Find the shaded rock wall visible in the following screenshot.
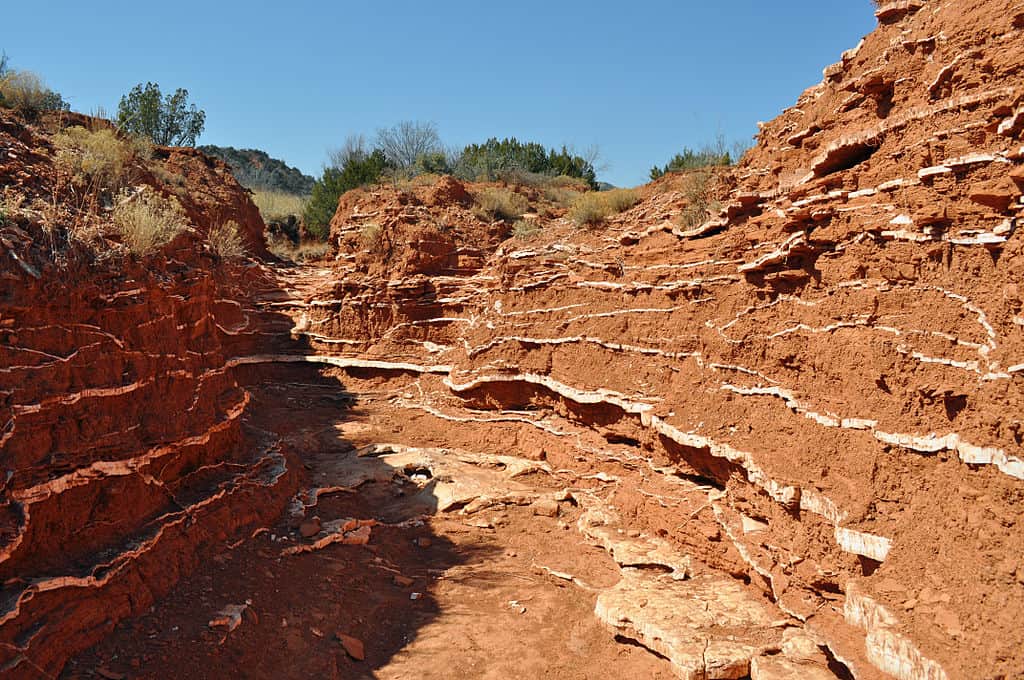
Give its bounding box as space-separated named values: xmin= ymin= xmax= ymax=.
xmin=0 ymin=113 xmax=290 ymax=677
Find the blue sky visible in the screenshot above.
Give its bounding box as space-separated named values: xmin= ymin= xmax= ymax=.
xmin=2 ymin=1 xmax=876 ymax=187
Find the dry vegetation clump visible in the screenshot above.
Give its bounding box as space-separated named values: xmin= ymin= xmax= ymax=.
xmin=473 ymin=187 xmax=530 ymax=222
xmin=252 ymin=190 xmax=308 ymax=223
xmin=207 ymin=220 xmax=246 ymax=259
xmin=512 ymin=219 xmax=540 ymax=240
xmin=111 ymin=189 xmax=190 ymax=255
xmin=268 ymin=236 xmax=330 ymax=262
xmin=359 ymin=223 xmax=386 ymax=254
xmin=54 ymin=126 xmax=150 ymax=195
xmin=676 ymin=170 xmax=721 ymax=229
xmin=540 ymin=175 xmax=589 ymax=207
xmin=568 ymin=188 xmax=639 ymax=227
xmin=0 ymin=188 xmax=26 ymax=226
xmin=0 ymin=71 xmax=54 ymax=118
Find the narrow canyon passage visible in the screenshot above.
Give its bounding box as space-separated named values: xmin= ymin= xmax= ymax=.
xmin=60 ymin=264 xmax=842 ymax=680
xmin=4 ymin=3 xmax=1023 ymax=677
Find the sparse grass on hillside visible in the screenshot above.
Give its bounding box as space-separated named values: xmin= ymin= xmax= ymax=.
xmin=473 ymin=187 xmax=530 ymax=222
xmin=676 ymin=170 xmax=721 ymax=230
xmin=568 ymin=188 xmax=639 ymax=227
xmin=207 ymin=220 xmax=246 ymax=259
xmin=54 ymin=126 xmax=150 ymax=195
xmin=112 ymin=189 xmax=190 ymax=256
xmin=512 ymin=219 xmax=540 ymax=240
xmin=252 ymin=190 xmax=308 ymax=223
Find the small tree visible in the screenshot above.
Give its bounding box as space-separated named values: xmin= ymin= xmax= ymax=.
xmin=117 ymin=82 xmax=206 ymax=146
xmin=375 ymin=121 xmax=443 ymax=169
xmin=304 ymin=149 xmax=393 ymax=238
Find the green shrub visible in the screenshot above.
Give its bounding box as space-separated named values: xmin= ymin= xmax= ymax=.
xmin=304 ymin=149 xmax=392 ymax=238
xmin=112 ymin=189 xmax=190 ymax=255
xmin=473 ymin=187 xmax=530 ymax=222
xmin=568 ymin=188 xmax=640 ymax=227
xmin=0 ymin=70 xmax=68 ymax=119
xmin=456 ymin=137 xmax=597 ymax=188
xmin=413 ymin=151 xmax=452 ymax=176
xmin=117 ymin=82 xmax=205 ymax=146
xmin=650 ymin=147 xmax=731 ymax=180
xmin=208 ymin=220 xmax=246 ymax=259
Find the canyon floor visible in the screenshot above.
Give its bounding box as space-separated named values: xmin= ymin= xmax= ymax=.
xmin=60 ymin=264 xmax=842 ymax=680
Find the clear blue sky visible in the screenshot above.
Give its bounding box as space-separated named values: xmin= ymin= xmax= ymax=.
xmin=2 ymin=1 xmax=876 ymax=187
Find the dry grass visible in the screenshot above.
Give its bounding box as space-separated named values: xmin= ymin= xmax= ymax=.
xmin=0 ymin=188 xmax=26 ymax=225
xmin=676 ymin=171 xmax=721 ymax=230
xmin=511 ymin=219 xmax=540 ymax=240
xmin=112 ymin=189 xmax=190 ymax=256
xmin=54 ymin=126 xmax=143 ymax=193
xmin=268 ymin=235 xmax=330 ymax=262
xmin=473 ymin=187 xmax=530 ymax=222
xmin=252 ymin=190 xmax=308 ymax=223
xmin=568 ymin=188 xmax=640 ymax=227
xmin=359 ymin=223 xmax=385 ymax=253
xmin=0 ymin=71 xmax=50 ymax=117
xmin=208 ymin=220 xmax=247 ymax=259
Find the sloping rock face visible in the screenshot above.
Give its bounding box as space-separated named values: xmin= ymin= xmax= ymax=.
xmin=0 ymin=112 xmax=292 ymax=676
xmin=285 ymin=2 xmax=1024 ymax=677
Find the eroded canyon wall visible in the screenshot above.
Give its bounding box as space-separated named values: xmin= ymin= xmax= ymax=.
xmin=0 ymin=113 xmax=295 ymax=676
xmin=297 ymin=2 xmax=1023 ymax=677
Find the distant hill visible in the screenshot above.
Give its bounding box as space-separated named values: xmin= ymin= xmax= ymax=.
xmin=199 ymin=145 xmax=314 ymax=195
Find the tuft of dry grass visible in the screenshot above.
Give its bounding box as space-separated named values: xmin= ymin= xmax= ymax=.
xmin=0 ymin=188 xmax=26 ymax=226
xmin=359 ymin=222 xmax=386 ymax=253
xmin=208 ymin=220 xmax=247 ymax=259
xmin=675 ymin=170 xmax=721 ymax=230
xmin=268 ymin=234 xmax=330 ymax=262
xmin=473 ymin=187 xmax=530 ymax=222
xmin=511 ymin=219 xmax=540 ymax=240
xmin=54 ymin=126 xmax=141 ymax=193
xmin=0 ymin=71 xmax=51 ymax=118
xmin=568 ymin=188 xmax=639 ymax=227
xmin=112 ymin=189 xmax=190 ymax=256
xmin=252 ymin=190 xmax=308 ymax=223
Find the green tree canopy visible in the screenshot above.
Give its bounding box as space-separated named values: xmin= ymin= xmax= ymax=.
xmin=649 ymin=146 xmax=733 ymax=180
xmin=117 ymin=82 xmax=206 ymax=146
xmin=303 ymin=149 xmax=393 ymax=239
xmin=456 ymin=137 xmax=597 ymax=188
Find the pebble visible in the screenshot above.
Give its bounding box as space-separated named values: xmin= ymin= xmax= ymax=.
xmin=299 ymin=517 xmax=322 ymax=539
xmin=96 ymin=667 xmax=126 ymax=680
xmin=415 ymin=537 xmax=432 ymax=548
xmin=336 ymin=633 xmax=365 ymax=661
xmin=532 ymin=499 xmax=560 ymax=517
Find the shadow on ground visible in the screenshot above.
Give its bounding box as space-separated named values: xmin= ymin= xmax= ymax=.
xmin=58 ymin=262 xmax=498 ymax=679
